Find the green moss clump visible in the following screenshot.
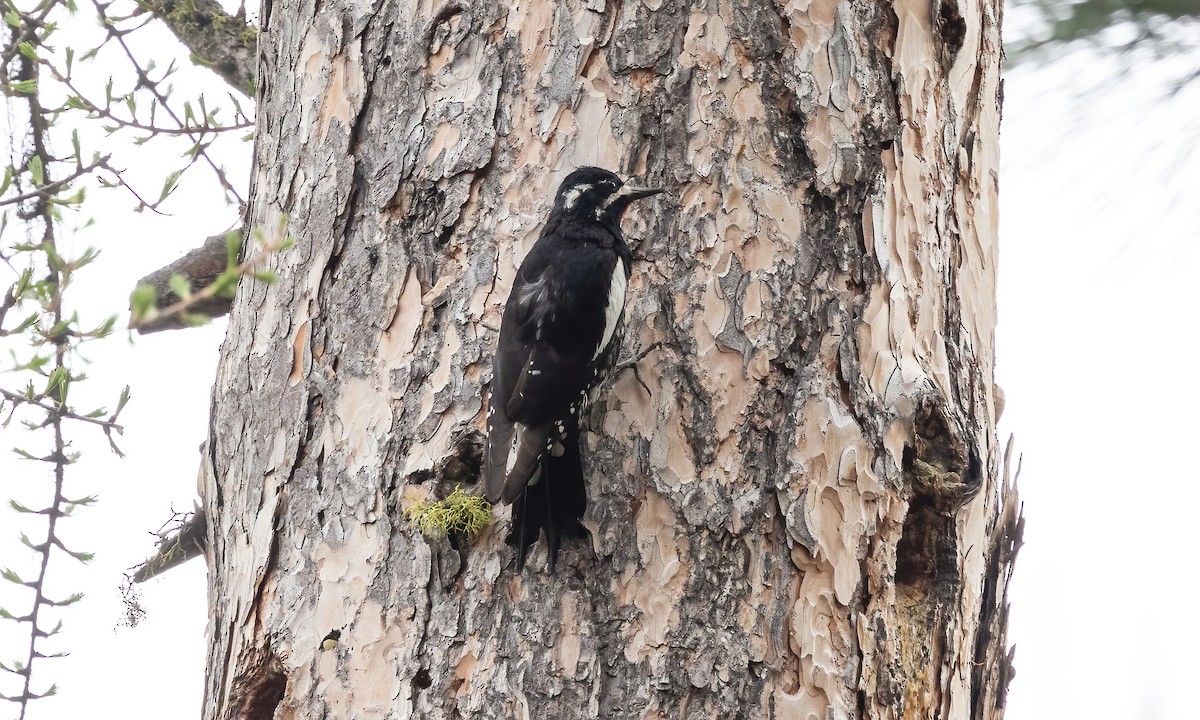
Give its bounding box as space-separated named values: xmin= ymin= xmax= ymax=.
xmin=405 ymin=486 xmax=492 ymax=540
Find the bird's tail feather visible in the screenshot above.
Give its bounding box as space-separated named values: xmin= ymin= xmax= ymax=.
xmin=503 ymin=423 xmax=549 ymax=503
xmin=484 ymin=408 xmax=516 ymax=503
xmin=508 ymin=415 xmax=588 ymax=573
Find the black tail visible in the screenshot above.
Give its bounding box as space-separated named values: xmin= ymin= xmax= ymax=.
xmin=508 ymin=414 xmax=588 ymax=573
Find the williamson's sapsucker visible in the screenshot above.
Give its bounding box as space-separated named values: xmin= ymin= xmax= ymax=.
xmin=484 ymin=166 xmax=664 ymax=573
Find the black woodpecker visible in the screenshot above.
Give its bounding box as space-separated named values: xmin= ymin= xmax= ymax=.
xmin=484 ymin=166 xmax=664 ymax=573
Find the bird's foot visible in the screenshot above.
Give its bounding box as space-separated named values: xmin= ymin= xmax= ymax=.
xmin=615 ymin=341 xmax=663 ymax=397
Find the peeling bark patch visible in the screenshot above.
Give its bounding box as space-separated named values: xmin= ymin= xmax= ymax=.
xmin=970 ymin=441 xmax=1023 ymax=720
xmin=335 ymin=378 xmax=394 ymax=477
xmin=318 ymin=53 xmax=365 ymax=144
xmin=289 ymin=320 xmax=310 ymax=387
xmin=608 ymin=0 xmax=688 ymax=74
xmin=894 ymin=584 xmax=945 ymax=718
xmin=382 ymin=267 xmax=423 ymax=369
xmin=621 ymin=490 xmax=686 ymax=662
xmin=426 ymin=3 xmax=467 ymax=72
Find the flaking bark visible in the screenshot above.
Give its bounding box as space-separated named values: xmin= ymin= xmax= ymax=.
xmin=201 ymin=0 xmax=1015 ymax=718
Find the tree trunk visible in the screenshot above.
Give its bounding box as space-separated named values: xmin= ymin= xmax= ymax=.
xmin=201 ymin=0 xmax=1019 ymax=718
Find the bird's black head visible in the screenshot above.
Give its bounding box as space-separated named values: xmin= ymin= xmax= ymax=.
xmin=552 ymin=166 xmax=664 ymax=225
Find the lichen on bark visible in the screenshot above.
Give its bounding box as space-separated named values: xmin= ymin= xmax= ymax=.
xmin=144 ymin=0 xmax=257 ymax=97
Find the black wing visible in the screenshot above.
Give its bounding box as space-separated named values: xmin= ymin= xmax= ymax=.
xmin=484 ymin=238 xmax=618 ymax=503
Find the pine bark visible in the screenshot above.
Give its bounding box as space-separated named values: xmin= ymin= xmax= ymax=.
xmin=201 ymin=0 xmax=1018 ymax=718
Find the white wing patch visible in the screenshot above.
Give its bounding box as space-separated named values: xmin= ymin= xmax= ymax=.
xmin=516 ymin=275 xmax=549 ymax=307
xmin=593 ymin=262 xmax=627 ymax=361
xmin=510 ymin=423 xmax=526 ymax=475
xmin=516 ymin=275 xmax=550 ymax=339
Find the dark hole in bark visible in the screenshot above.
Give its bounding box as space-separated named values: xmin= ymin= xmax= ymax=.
xmin=412 ymin=668 xmax=433 ymax=691
xmin=896 ymin=497 xmax=960 ymax=596
xmin=806 ymin=190 xmax=836 ymax=218
xmin=442 ymin=431 xmax=483 ymax=487
xmin=317 ymin=509 xmax=325 ymax=525
xmin=936 ymin=0 xmax=966 ymax=57
xmin=407 ymin=468 xmax=434 ymax=485
xmin=901 ymin=443 xmax=915 ymax=472
xmin=895 ymin=498 xmax=936 ymax=587
xmin=231 ymin=654 xmax=287 ymax=720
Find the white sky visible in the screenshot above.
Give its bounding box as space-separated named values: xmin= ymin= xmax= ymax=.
xmin=999 ymin=45 xmax=1200 ymax=720
xmin=2 ymin=11 xmax=1198 ymax=720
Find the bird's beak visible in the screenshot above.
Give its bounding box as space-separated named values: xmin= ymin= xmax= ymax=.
xmin=620 ymin=185 xmax=665 ymax=201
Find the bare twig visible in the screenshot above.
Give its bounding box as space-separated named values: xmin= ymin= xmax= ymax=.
xmin=130 ymin=508 xmax=208 ymax=583
xmin=40 ymin=59 xmax=253 ymax=136
xmin=91 ymin=0 xmax=246 ymax=206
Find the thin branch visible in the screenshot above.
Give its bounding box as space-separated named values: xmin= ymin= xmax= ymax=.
xmin=40 ymin=59 xmax=253 ymax=136
xmin=91 ymin=0 xmax=246 ymax=206
xmin=0 ymin=155 xmax=111 ymax=209
xmin=9 ymin=15 xmax=73 ymax=713
xmin=0 ymin=388 xmax=125 ymax=433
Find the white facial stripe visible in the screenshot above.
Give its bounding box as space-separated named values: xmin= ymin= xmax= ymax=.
xmin=599 ymin=183 xmax=629 ymax=210
xmin=563 ymin=183 xmax=592 ymax=210
xmin=593 ymin=262 xmax=627 ymax=361
xmin=597 ymin=183 xmax=635 ymax=219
